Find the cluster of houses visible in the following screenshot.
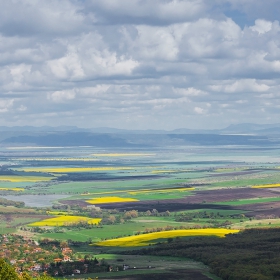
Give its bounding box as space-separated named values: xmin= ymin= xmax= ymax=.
xmin=0 ymin=234 xmax=82 ymax=277
xmin=0 ymin=234 xmax=129 ymax=278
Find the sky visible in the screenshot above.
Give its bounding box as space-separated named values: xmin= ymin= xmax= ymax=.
xmin=1 ymin=0 xmax=280 ymax=130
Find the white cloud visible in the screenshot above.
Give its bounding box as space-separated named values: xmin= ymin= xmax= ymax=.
xmin=173 ymin=87 xmax=208 ymax=96
xmin=48 ymin=90 xmax=76 ymax=103
xmin=250 ymin=19 xmax=273 ymax=34
xmin=0 ymin=0 xmax=279 ymax=129
xmin=86 ymin=0 xmax=208 ymax=24
xmin=210 ymin=79 xmax=270 ymax=93
xmin=0 ymin=99 xmax=14 ymax=113
xmin=194 ymin=107 xmax=206 ymax=114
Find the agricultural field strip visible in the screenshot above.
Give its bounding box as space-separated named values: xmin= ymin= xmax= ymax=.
xmin=214 ymin=167 xmax=250 ymax=172
xmin=92 ymin=153 xmax=155 ymax=156
xmin=12 ymin=158 xmax=99 ymax=161
xmin=252 ymin=183 xmax=280 ymax=188
xmin=14 ymin=166 xmax=195 ymax=174
xmin=0 ymin=187 xmax=24 ymax=191
xmin=80 ymin=187 xmax=195 ymax=196
xmin=29 ymin=215 xmax=101 ymax=226
xmin=14 ymin=167 xmax=135 ymax=173
xmin=193 ymin=172 xmax=280 ymax=186
xmin=86 ymin=196 xmax=139 ymax=204
xmin=151 ymin=169 xmax=191 ymax=173
xmin=0 ymin=206 xmax=36 ymax=213
xmin=128 ymin=187 xmax=194 ymax=194
xmin=135 ymin=219 xmax=185 ymax=224
xmin=96 ymin=254 xmax=212 ymax=278
xmin=62 ymin=230 xmax=97 ymax=239
xmin=215 ymin=196 xmax=280 ymax=206
xmin=95 ymin=229 xmax=239 ymax=247
xmin=40 ymin=218 xmax=212 ymax=242
xmin=0 ymin=176 xmax=55 ymax=182
xmin=232 ymin=218 xmax=280 ymax=229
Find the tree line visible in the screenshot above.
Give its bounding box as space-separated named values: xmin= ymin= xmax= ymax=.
xmin=127 ymin=228 xmax=280 ymax=280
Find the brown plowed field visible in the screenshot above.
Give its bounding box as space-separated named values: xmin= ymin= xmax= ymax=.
xmin=237 ymin=201 xmax=280 ymax=217
xmin=179 ymin=188 xmax=278 ymax=203
xmin=61 ymin=187 xmax=279 ymax=212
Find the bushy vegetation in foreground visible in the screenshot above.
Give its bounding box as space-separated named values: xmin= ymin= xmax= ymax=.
xmin=130 ymin=228 xmax=280 ymax=280
xmin=0 ymin=258 xmax=54 ymax=280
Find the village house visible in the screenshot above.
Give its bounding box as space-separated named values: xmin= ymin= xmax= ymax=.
xmin=33 ymin=247 xmax=43 ymax=253
xmin=62 ymin=247 xmax=72 ymax=254
xmin=63 ymin=255 xmax=71 ymax=262
xmin=29 ymin=264 xmax=42 ymax=272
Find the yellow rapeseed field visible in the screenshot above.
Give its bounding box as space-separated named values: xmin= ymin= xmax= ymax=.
xmin=19 ymin=167 xmax=133 ymax=173
xmin=0 ymin=187 xmax=24 ymax=191
xmin=15 ymin=158 xmax=98 ymax=161
xmin=0 ymin=176 xmax=54 ymax=182
xmin=86 ymin=196 xmax=139 ymax=204
xmin=29 ymin=216 xmax=101 ymax=227
xmin=95 ymin=228 xmax=240 ymax=247
xmin=252 ymin=183 xmax=280 ymax=188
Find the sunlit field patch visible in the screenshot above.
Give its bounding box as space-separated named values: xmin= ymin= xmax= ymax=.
xmin=0 ymin=187 xmax=24 ymax=191
xmin=19 ymin=167 xmax=133 ymax=173
xmin=95 ymin=228 xmax=240 ymax=247
xmin=128 ymin=187 xmax=195 ymax=195
xmin=92 ymin=153 xmax=154 ymax=157
xmin=29 ymin=216 xmax=101 ymax=226
xmin=14 ymin=158 xmax=98 ymax=161
xmin=86 ymin=196 xmax=139 ymax=204
xmin=252 ymin=183 xmax=280 ymax=188
xmin=0 ymin=176 xmax=55 ymax=182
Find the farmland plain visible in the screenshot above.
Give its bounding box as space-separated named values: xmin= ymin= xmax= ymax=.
xmin=1 ymin=144 xmax=280 ymax=278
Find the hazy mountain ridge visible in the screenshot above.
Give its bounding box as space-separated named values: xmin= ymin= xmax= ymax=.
xmin=1 ymin=132 xmax=279 ymax=147
xmin=1 ymin=123 xmax=280 ymax=134
xmin=1 ymin=123 xmax=280 ymax=147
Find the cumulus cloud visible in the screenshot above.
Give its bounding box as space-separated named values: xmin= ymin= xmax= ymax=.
xmin=0 ymin=99 xmax=14 ymax=113
xmin=250 ymin=19 xmax=273 ymax=34
xmin=84 ymin=0 xmax=209 ymax=25
xmin=0 ymin=0 xmax=279 ymax=129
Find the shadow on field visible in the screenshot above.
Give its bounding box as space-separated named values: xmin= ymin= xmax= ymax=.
xmin=103 ymin=269 xmax=212 ymax=280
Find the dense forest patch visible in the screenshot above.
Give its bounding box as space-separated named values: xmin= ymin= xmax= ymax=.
xmin=128 ymin=228 xmax=280 ymax=280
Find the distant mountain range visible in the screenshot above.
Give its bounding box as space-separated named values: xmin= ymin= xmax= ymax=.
xmin=0 ymin=123 xmax=280 ymax=147
xmin=1 ymin=123 xmax=280 ymax=134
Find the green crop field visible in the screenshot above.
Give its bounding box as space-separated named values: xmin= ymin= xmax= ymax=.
xmin=216 ymin=196 xmax=280 ymax=206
